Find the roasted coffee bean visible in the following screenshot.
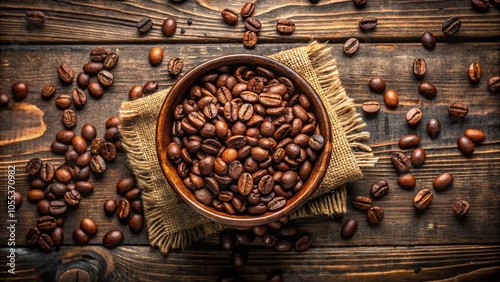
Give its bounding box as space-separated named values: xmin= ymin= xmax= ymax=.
xmin=442 ymin=16 xmax=461 ymax=36
xmin=90 ymin=137 xmax=105 ymax=154
xmin=101 ymin=142 xmax=117 ymax=161
xmin=468 ymin=63 xmax=482 ymax=83
xmin=74 ymin=166 xmax=91 ymax=181
xmin=309 ymin=134 xmax=325 ymax=150
xmin=243 ymin=31 xmax=258 ymax=48
xmin=51 ymin=141 xmax=69 ymax=155
xmin=267 ymin=196 xmax=286 ymax=211
xmin=421 ymin=31 xmax=436 ymax=50
xmin=117 ymin=199 xmax=131 ymax=221
xmin=26 ymin=158 xmax=43 ymax=175
xmin=383 ymin=90 xmax=399 ymax=108
xmin=245 ymin=17 xmax=262 ymax=33
xmin=80 ymin=218 xmax=98 ymax=237
xmin=25 ymin=10 xmax=45 ymax=26
xmin=76 ymin=73 xmax=90 ymax=90
xmin=367 ymin=206 xmax=384 ymax=224
xmin=137 ymin=17 xmax=153 ymax=33
xmin=295 ymin=234 xmax=313 ymax=251
xmin=54 ymin=168 xmax=72 ymax=185
xmin=359 ymin=17 xmax=377 ymax=31
xmin=248 ymin=203 xmax=267 ymax=214
xmin=488 ymin=76 xmax=500 ymax=94
xmin=238 ymin=172 xmax=253 ymax=196
xmin=104 ymin=126 xmax=120 ymax=141
xmin=220 ymin=230 xmax=236 ymax=250
xmin=161 ymin=17 xmax=177 ymax=36
xmin=241 ymin=2 xmax=255 ymax=18
xmin=64 ymin=189 xmax=81 ymax=206
xmin=221 ymin=8 xmax=239 ymax=25
xmin=73 ymin=228 xmax=90 ymax=246
xmin=418 ymin=82 xmax=437 ymax=99
xmin=103 ymin=230 xmax=124 ymax=248
xmin=149 ymin=47 xmax=163 ymax=66
xmin=399 ymin=134 xmax=420 ymax=149
xmin=406 ymin=108 xmax=423 ymax=125
xmin=453 ymin=200 xmax=470 ymax=216
xmin=103 ymin=52 xmax=119 ymax=69
xmin=38 ymin=234 xmax=53 ymax=252
xmin=413 ymin=58 xmax=427 ymax=78
xmin=88 ymin=81 xmax=104 ymax=99
xmin=167 ymin=58 xmax=183 ymax=76
xmin=37 ymin=215 xmax=57 ymax=230
xmin=11 ymin=82 xmax=28 ymax=101
xmin=352 ymin=196 xmax=372 ymax=210
xmin=361 ymin=101 xmax=381 ymax=114
xmin=458 ymin=135 xmax=475 ymax=156
xmin=90 ymin=47 xmax=108 ymax=62
xmin=37 ymin=199 xmax=51 ymax=215
xmin=80 ymin=124 xmax=97 ymax=142
xmin=262 ymin=232 xmax=278 ymax=247
xmin=353 ymin=0 xmax=366 ymax=7
xmin=426 ymin=118 xmax=441 ymax=139
xmin=194 ymin=188 xmax=212 ymax=206
xmin=71 ymin=88 xmax=87 ymax=109
xmin=125 ymin=188 xmax=141 ymax=201
xmin=129 ymin=214 xmax=144 ymax=234
xmin=97 ymin=70 xmax=114 ymax=87
xmin=343 ymin=38 xmax=360 ymax=55
xmin=464 ymin=129 xmax=485 ymax=144
xmin=104 ymin=199 xmax=118 ymax=215
xmin=40 ymin=162 xmax=55 ymax=182
xmin=341 ymin=218 xmax=358 ymax=239
xmin=50 ymin=227 xmax=63 ymax=249
xmin=397 ymin=174 xmax=416 ymax=190
xmin=26 ymin=227 xmax=41 ymax=247
xmin=55 ymin=94 xmax=72 ymax=110
xmin=57 ymin=64 xmax=74 ymax=84
xmin=72 ymin=135 xmax=87 ymax=154
xmin=90 ymin=155 xmax=106 ymax=173
xmin=411 ymin=147 xmax=426 ymax=167
xmin=83 ymin=62 xmax=104 ymax=75
xmin=41 ymin=85 xmax=56 ymax=99
xmin=371 ymin=180 xmax=389 ymax=198
xmin=275 ymin=239 xmax=293 ymax=252
xmin=414 ymin=189 xmax=433 ymax=209
xmin=49 ymin=200 xmax=67 ymax=215
xmin=392 ymin=151 xmax=411 ymax=174
xmin=276 ymin=19 xmax=295 ymax=34
xmin=28 ymin=189 xmax=45 ymax=203
xmin=369 ymin=77 xmax=386 ymax=93
xmin=116 ymin=177 xmax=136 ymax=195
xmin=448 ymin=102 xmax=468 ymax=117
xmin=56 ymin=130 xmax=75 ymax=144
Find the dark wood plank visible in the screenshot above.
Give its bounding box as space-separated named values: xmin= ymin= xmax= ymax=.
xmin=1 ymin=245 xmax=499 ymax=281
xmin=0 ymin=43 xmax=499 ymax=249
xmin=1 ymin=0 xmax=499 ymax=44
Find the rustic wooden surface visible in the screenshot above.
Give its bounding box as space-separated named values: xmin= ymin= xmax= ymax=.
xmin=1 ymin=0 xmax=499 ymax=281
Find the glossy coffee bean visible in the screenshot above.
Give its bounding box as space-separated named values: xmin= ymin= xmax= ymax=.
xmin=241 ymin=2 xmax=255 ymax=18
xmin=80 ymin=218 xmax=98 ymax=237
xmin=433 ymin=172 xmax=454 ymax=191
xmin=117 ymin=199 xmax=131 ymax=221
xmin=414 ymin=189 xmax=433 ymax=209
xmin=103 ymin=52 xmax=119 ymax=70
xmin=221 ymin=8 xmax=239 ymax=25
xmin=383 ymin=90 xmax=398 ymax=108
xmin=51 ymin=227 xmax=63 ymax=249
xmin=392 ymin=151 xmax=411 ymax=174
xmin=55 ymin=94 xmax=72 ymax=110
xmin=411 ymin=147 xmax=426 ymax=167
xmin=103 ymin=230 xmax=124 ymax=248
xmin=73 ymin=228 xmax=90 ymax=245
xmin=275 ymin=239 xmax=293 ymax=252
xmin=89 ymin=47 xmax=108 ymax=62
xmin=0 ymin=92 xmax=10 ymax=107
xmin=413 ymin=58 xmax=427 ymax=78
xmin=243 ymin=31 xmax=258 ymax=48
xmin=128 ymin=85 xmax=143 ymax=100
xmin=51 ymin=141 xmax=69 ymax=155
xmin=442 ymin=16 xmax=461 ymax=36
xmin=245 ymin=17 xmax=262 ymax=33
xmin=276 ymin=19 xmax=295 ymax=34
xmin=421 ymin=31 xmax=436 ymax=50
xmin=448 ymin=102 xmax=468 ymax=117
xmin=220 ymin=230 xmax=236 ymax=250
xmin=368 ymin=77 xmax=386 ymax=93
xmin=371 ymin=180 xmax=389 ymax=198
xmin=26 ymin=158 xmax=43 ymax=175
xmin=341 ymin=218 xmax=358 ymax=239
xmin=72 ymin=135 xmax=87 ymax=154
xmin=37 ymin=215 xmax=57 ymax=230
xmin=468 ymin=63 xmax=482 ymax=83
xmin=161 ymin=18 xmax=177 ymax=36
xmin=49 ymin=200 xmax=67 ymax=215
xmin=40 ymin=84 xmax=56 ymax=99
xmin=359 ymin=17 xmax=377 ymax=31
xmin=367 ymin=206 xmax=384 ymax=224
xmin=72 ymin=88 xmax=87 ymax=109
xmin=453 ymin=200 xmax=470 ymax=216
xmin=406 ymin=108 xmax=423 ymax=125
xmin=90 ymin=155 xmax=106 ymax=173
xmin=295 ymin=234 xmax=313 ymax=251
xmin=487 ymin=76 xmax=500 ymax=94
xmin=129 ymin=213 xmax=144 ymax=234
xmin=104 ymin=199 xmax=118 ymax=215
xmin=62 ymin=109 xmax=77 ymax=129
xmin=343 ymin=38 xmax=360 ymax=55
xmin=426 ymin=118 xmax=441 ymax=139
xmin=353 ymin=0 xmax=366 ymax=8
xmin=38 ymin=234 xmax=53 ymax=252
xmin=397 ymin=174 xmax=416 ymax=190
xmin=168 ymin=57 xmax=184 ymax=76
xmin=57 ymin=64 xmax=74 ymax=84
xmin=12 ymin=82 xmax=29 ymax=100
xmin=25 ymin=10 xmax=45 ymax=26
xmin=64 ymin=189 xmax=81 ymax=206
xmin=81 ymin=123 xmax=97 ymax=141
xmin=352 ymin=196 xmax=372 ymax=210
xmin=137 ymin=17 xmax=153 ymax=33
xmin=464 ymin=129 xmax=485 ymax=144
xmin=398 ymin=134 xmax=420 ymax=149
xmin=97 ymin=70 xmax=114 ymax=87
xmin=418 ymin=82 xmax=437 ymax=99
xmin=88 ymin=81 xmax=104 ymax=99
xmin=149 ymin=47 xmax=163 ymax=66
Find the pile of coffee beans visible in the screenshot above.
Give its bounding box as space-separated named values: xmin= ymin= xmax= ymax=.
xmin=166 ymin=64 xmax=325 ymax=216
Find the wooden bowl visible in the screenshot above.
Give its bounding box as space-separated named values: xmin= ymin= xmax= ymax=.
xmin=156 ymin=54 xmax=332 ymax=227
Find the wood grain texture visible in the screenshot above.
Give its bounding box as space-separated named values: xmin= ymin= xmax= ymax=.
xmin=0 ymin=0 xmax=499 ymax=44
xmin=0 ymin=103 xmax=46 ymax=146
xmin=0 ymin=245 xmax=498 ymax=281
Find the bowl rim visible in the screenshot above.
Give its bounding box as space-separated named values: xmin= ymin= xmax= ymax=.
xmin=156 ymin=54 xmax=332 ymax=227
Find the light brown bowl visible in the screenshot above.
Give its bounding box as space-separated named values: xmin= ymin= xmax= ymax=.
xmin=156 ymin=54 xmax=332 ymax=227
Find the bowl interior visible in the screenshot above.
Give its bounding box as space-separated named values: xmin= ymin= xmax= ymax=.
xmin=156 ymin=54 xmax=332 ymax=227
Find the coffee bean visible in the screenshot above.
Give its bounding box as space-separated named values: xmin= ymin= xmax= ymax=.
xmin=464 ymin=129 xmax=485 ymax=144
xmin=487 ymin=76 xmax=500 ymax=94
xmin=137 ymin=17 xmax=153 ymax=33
xmin=128 ymin=85 xmax=143 ymax=100
xmin=276 ymin=19 xmax=296 ymax=34
xmin=80 ymin=218 xmax=98 ymax=237
xmin=40 ymin=162 xmax=55 ymax=182
xmin=90 ymin=155 xmax=106 ymax=173
xmin=49 ymin=200 xmax=67 ymax=215
xmin=221 ymin=8 xmax=239 ymax=25
xmin=352 ymin=196 xmax=372 ymax=210
xmin=367 ymin=206 xmax=384 ymax=224
xmin=414 ymin=189 xmax=433 ymax=209
xmin=448 ymin=102 xmax=468 ymax=117
xmin=442 ymin=16 xmax=461 ymax=36
xmin=168 ymin=58 xmax=183 ymax=76
xmin=343 ymin=38 xmax=360 ymax=55
xmin=37 ymin=215 xmax=57 ymax=230
xmin=397 ymin=174 xmax=416 ymax=190
xmin=64 ymin=189 xmax=81 ymax=206
xmin=104 ymin=126 xmax=120 ymax=141
xmin=426 ymin=118 xmax=441 ymax=139
xmin=368 ymin=77 xmax=386 ymax=93
xmin=25 ymin=10 xmax=45 ymax=26
xmin=55 ymin=94 xmax=72 ymax=110
xmin=37 ymin=199 xmax=51 ymax=215
xmin=275 ymin=239 xmax=293 ymax=252
xmin=101 ymin=142 xmax=117 ymax=162
xmin=309 ymin=134 xmax=325 ymax=150
xmin=90 ymin=47 xmax=108 ymax=62
xmin=71 ymin=135 xmax=87 ymax=154
xmin=26 ymin=227 xmax=41 ymax=247
xmin=56 ymin=130 xmax=75 ymax=144
xmin=103 ymin=230 xmax=124 ymax=248
xmin=97 ymin=70 xmax=114 ymax=87
xmin=83 ymin=61 xmax=104 ymax=75
xmin=71 ymin=88 xmax=87 ymax=109
xmin=359 ymin=17 xmax=377 ymax=31
xmin=411 ymin=147 xmax=426 ymax=167
xmin=51 ymin=141 xmax=69 ymax=155
xmin=116 ymin=177 xmax=136 ymax=195
xmin=341 ymin=218 xmax=358 ymax=239
xmin=295 ymin=234 xmax=313 ymax=251
xmin=418 ymin=82 xmax=437 ymax=99
xmin=392 ymin=151 xmax=411 ymax=174
xmin=12 ymin=82 xmax=29 ymax=100
xmin=73 ymin=228 xmax=90 ymax=246
xmin=421 ymin=32 xmax=436 ymax=50
xmin=103 ymin=52 xmax=119 ymax=70
xmin=371 ymin=180 xmax=389 ymax=198
xmin=243 ymin=31 xmax=258 ymax=48
xmin=468 ymin=63 xmax=482 ymax=83
xmin=0 ymin=92 xmax=9 ymax=107
xmin=267 ymin=196 xmax=286 ymax=211
xmin=104 ymin=199 xmax=118 ymax=215
xmin=149 ymin=47 xmax=163 ymax=66
xmin=161 ymin=17 xmax=177 ymax=36
xmin=50 ymin=227 xmax=63 ymax=249
xmin=28 ymin=189 xmax=45 ymax=203
xmin=353 ymin=0 xmax=366 ymax=8
xmin=383 ymin=90 xmax=398 ymax=108
xmin=38 ymin=234 xmax=53 ymax=252
xmin=117 ymin=198 xmax=131 ymax=221
xmin=457 ymin=136 xmax=475 ymax=157
xmin=399 ymin=134 xmax=420 ymax=149
xmin=26 ymin=158 xmax=43 ymax=175
xmin=405 ymin=108 xmax=422 ymax=125
xmin=245 ymin=17 xmax=262 ymax=33
xmin=57 ymin=64 xmax=74 ymax=84
xmin=88 ymin=81 xmax=104 ymax=99
xmin=80 ymin=123 xmax=96 ymax=142
xmin=453 ymin=199 xmax=470 ymax=216
xmin=55 ymin=168 xmax=72 ymax=184
xmin=40 ymin=84 xmax=56 ymax=99
xmin=241 ymin=2 xmax=255 ymax=18
xmin=129 ymin=213 xmax=144 ymax=234
xmin=413 ymin=58 xmax=427 ymax=78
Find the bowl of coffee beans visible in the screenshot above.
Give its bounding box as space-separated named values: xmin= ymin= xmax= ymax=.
xmin=156 ymin=54 xmax=332 ymax=227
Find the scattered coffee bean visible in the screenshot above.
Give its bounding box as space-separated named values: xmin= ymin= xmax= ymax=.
xmin=76 ymin=73 xmax=90 ymax=90
xmin=80 ymin=218 xmax=98 ymax=237
xmin=442 ymin=17 xmax=461 ymax=36
xmin=295 ymin=234 xmax=313 ymax=251
xmin=41 ymin=85 xmax=56 ymax=99
xmin=414 ymin=189 xmax=433 ymax=209
xmin=359 ymin=17 xmax=377 ymax=31
xmin=245 ymin=17 xmax=262 ymax=33
xmin=241 ymin=2 xmax=255 ymax=18
xmin=421 ymin=31 xmax=436 ymax=50
xmin=83 ymin=61 xmax=104 ymax=75
xmin=73 ymin=228 xmax=90 ymax=246
xmin=276 ymin=19 xmax=295 ymax=34
xmin=371 ymin=180 xmax=389 ymax=198
xmin=397 ymin=174 xmax=416 ymax=190
xmin=117 ymin=199 xmax=131 ymax=221
xmin=341 ymin=218 xmax=358 ymax=239
xmin=57 ymin=64 xmax=74 ymax=84
xmin=368 ymin=77 xmax=386 ymax=93
xmin=448 ymin=102 xmax=468 ymax=117
xmin=25 ymin=10 xmax=45 ymax=26
xmin=398 ymin=134 xmax=420 ymax=149
xmin=392 ymin=151 xmax=411 ymax=174
xmin=88 ymin=81 xmax=104 ymax=99
xmin=97 ymin=70 xmax=114 ymax=87
xmin=275 ymin=239 xmax=293 ymax=252
xmin=468 ymin=63 xmax=482 ymax=83
xmin=51 ymin=141 xmax=69 ymax=155
xmin=471 ymin=0 xmax=490 ymax=9
xmin=221 ymin=8 xmax=239 ymax=25
xmin=457 ymin=136 xmax=474 ymax=156
xmin=361 ymin=101 xmax=380 ymax=114
xmin=411 ymin=147 xmax=426 ymax=167
xmin=426 ymin=118 xmax=441 ymax=139
xmin=343 ymin=38 xmax=360 ymax=55
xmin=406 ymin=108 xmax=423 ymax=126
xmin=413 ymin=58 xmax=427 ymax=78
xmin=64 ymin=189 xmax=81 ymax=206
xmin=72 ymin=88 xmax=87 ymax=109
xmin=129 ymin=213 xmax=144 ymax=234
xmin=168 ymin=58 xmax=183 ymax=76
xmin=90 ymin=155 xmax=106 ymax=173
xmin=243 ymin=31 xmax=258 ymax=48
xmin=104 ymin=199 xmax=118 ymax=215
xmin=38 ymin=234 xmax=53 ymax=252
xmin=55 ymin=94 xmax=72 ymax=110
xmin=464 ymin=129 xmax=484 ymax=144
xmin=149 ymin=47 xmax=163 ymax=66
xmin=487 ymin=76 xmax=500 ymax=94
xmin=433 ymin=172 xmax=453 ymax=191
xmin=418 ymin=82 xmax=437 ymax=99
xmin=453 ymin=199 xmax=470 ymax=216
xmin=128 ymin=85 xmax=143 ymax=100
xmin=0 ymin=92 xmax=10 ymax=107
xmin=26 ymin=158 xmax=43 ymax=175
xmin=162 ymin=17 xmax=177 ymax=36
xmin=137 ymin=17 xmax=153 ymax=33
xmin=26 ymin=227 xmax=41 ymax=247
xmin=12 ymin=82 xmax=29 ymax=100
xmin=383 ymin=89 xmax=398 ymax=108
xmin=367 ymin=206 xmax=384 ymax=224
xmin=90 ymin=47 xmax=108 ymax=62
xmin=103 ymin=52 xmax=119 ymax=70
xmin=51 ymin=227 xmax=63 ymax=249
xmin=143 ymin=80 xmax=158 ymax=95
xmin=352 ymin=196 xmax=372 ymax=210
xmin=353 ymin=0 xmax=367 ymax=8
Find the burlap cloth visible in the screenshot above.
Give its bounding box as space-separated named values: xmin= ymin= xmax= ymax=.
xmin=118 ymin=42 xmax=377 ymax=253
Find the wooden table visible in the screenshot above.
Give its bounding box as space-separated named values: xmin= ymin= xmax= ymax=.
xmin=1 ymin=0 xmax=499 ymax=281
